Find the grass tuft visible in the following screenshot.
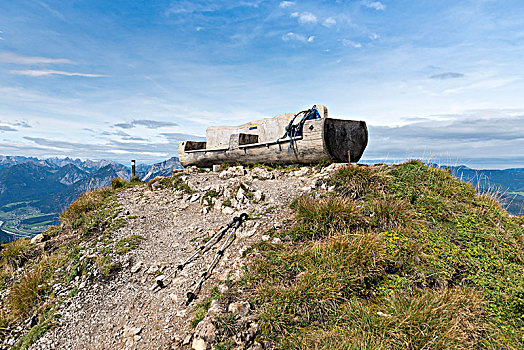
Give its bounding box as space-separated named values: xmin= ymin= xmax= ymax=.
xmin=0 ymin=239 xmax=37 ymax=272
xmin=291 ymin=196 xmax=363 ymax=240
xmin=8 ymin=255 xmax=62 ymax=319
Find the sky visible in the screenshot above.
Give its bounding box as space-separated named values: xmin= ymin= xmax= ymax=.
xmin=0 ymin=0 xmax=523 ymax=168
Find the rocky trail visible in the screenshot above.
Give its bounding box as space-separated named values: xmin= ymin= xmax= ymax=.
xmin=29 ymin=164 xmax=342 ymax=350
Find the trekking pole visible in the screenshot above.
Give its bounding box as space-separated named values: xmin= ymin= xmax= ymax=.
xmin=186 ymin=213 xmax=248 ymax=305
xmin=154 ymin=215 xmax=243 ymax=290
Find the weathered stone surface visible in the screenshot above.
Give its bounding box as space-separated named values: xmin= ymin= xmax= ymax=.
xmin=195 ymin=318 xmax=217 ymax=343
xmin=248 ymin=341 xmax=264 ymax=350
xmin=228 ymin=301 xmax=251 ymax=317
xmin=130 ymin=261 xmax=143 ymax=273
xmin=251 ymin=167 xmax=274 ymax=180
xmin=30 ymin=233 xmax=46 ymax=244
xmin=192 ymin=336 xmax=206 ymax=350
xmin=122 ymin=326 xmax=142 ymax=338
xmin=207 ymin=300 xmax=225 ymax=316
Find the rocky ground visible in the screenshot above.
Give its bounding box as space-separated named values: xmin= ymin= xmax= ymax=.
xmin=29 ymin=164 xmax=343 ymax=350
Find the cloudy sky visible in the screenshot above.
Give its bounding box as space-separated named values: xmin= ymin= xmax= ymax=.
xmin=0 ymin=0 xmax=523 ymax=168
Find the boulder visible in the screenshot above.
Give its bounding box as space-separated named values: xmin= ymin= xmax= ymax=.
xmin=192 ymin=336 xmax=207 ymax=350
xmin=228 ymin=301 xmax=250 ymax=317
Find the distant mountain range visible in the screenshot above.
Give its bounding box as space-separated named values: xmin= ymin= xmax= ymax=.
xmin=0 ymin=156 xmax=182 ymax=241
xmin=446 ymin=165 xmax=524 ymax=216
xmin=0 ymin=156 xmax=522 ymax=242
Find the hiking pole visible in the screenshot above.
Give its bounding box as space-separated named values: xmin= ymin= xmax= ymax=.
xmin=154 ymin=215 xmax=244 ymax=291
xmin=186 ymin=213 xmax=248 ymax=305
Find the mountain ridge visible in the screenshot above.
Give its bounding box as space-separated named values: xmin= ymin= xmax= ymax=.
xmin=0 ymin=156 xmax=182 ymax=239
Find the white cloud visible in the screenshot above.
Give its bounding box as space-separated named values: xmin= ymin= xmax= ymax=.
xmin=298 ymin=12 xmax=317 ymax=24
xmin=369 ymin=33 xmax=380 ymax=40
xmin=10 ymin=70 xmax=107 ymax=77
xmin=364 ymin=1 xmax=386 ymax=11
xmin=322 ymin=17 xmax=337 ymax=27
xmin=282 ymin=32 xmax=312 ymax=43
xmin=291 ymin=12 xmax=318 ymax=24
xmin=279 ymin=1 xmax=295 ymax=8
xmin=0 ymin=51 xmax=74 ymax=65
xmin=342 ymin=39 xmax=362 ymax=48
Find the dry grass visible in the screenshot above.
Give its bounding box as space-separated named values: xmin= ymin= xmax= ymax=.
xmin=8 ymin=254 xmax=62 ymax=319
xmin=328 ymin=164 xmax=389 ymax=199
xmin=287 ymin=288 xmax=487 ymax=350
xmin=367 ymin=197 xmax=413 ymax=229
xmin=0 ymin=239 xmax=36 ymax=272
xmin=60 ymin=187 xmax=113 ymax=230
xmin=250 ymin=232 xmax=386 ymax=335
xmin=291 ymin=196 xmax=364 ymax=240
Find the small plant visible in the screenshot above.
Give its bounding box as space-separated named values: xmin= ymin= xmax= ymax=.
xmin=110 ymin=177 xmax=128 ymax=190
xmin=204 ymin=190 xmax=219 ymax=206
xmin=313 ymin=158 xmax=333 ymax=170
xmin=115 ymin=235 xmax=143 ymax=255
xmin=191 ymin=297 xmax=213 ymax=328
xmin=101 ymin=262 xmax=121 ymax=276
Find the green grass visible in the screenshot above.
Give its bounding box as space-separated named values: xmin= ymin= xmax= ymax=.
xmin=238 ymin=161 xmax=524 ymax=349
xmin=115 ymin=235 xmax=144 ymax=255
xmin=147 ymin=174 xmax=194 ymax=193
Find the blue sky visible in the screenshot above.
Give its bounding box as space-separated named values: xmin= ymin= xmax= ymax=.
xmin=0 ymin=0 xmax=523 ymax=168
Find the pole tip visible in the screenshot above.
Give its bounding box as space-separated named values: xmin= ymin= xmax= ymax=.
xmin=186 ymin=292 xmax=196 ymax=305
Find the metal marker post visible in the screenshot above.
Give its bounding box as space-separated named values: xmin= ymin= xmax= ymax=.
xmin=131 ymin=160 xmax=136 ymax=181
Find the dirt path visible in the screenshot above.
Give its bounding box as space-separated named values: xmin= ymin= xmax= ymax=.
xmin=30 ymin=166 xmax=334 ymax=349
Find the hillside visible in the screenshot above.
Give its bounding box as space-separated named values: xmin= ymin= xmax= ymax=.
xmin=0 ymin=162 xmax=522 ymax=349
